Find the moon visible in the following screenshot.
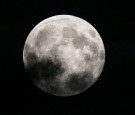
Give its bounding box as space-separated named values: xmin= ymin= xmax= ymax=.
xmin=23 ymin=15 xmax=105 ymax=96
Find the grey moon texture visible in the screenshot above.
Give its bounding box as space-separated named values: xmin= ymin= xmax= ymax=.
xmin=23 ymin=15 xmax=105 ymax=96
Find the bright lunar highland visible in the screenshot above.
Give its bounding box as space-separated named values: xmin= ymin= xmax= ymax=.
xmin=23 ymin=15 xmax=105 ymax=96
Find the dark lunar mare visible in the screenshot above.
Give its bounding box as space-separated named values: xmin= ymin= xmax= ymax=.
xmin=25 ymin=50 xmax=65 ymax=95
xmin=65 ymin=72 xmax=94 ymax=93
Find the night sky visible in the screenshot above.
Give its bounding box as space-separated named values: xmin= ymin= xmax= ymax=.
xmin=1 ymin=0 xmax=134 ymax=114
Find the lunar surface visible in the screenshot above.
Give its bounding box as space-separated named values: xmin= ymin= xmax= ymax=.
xmin=23 ymin=15 xmax=105 ymax=96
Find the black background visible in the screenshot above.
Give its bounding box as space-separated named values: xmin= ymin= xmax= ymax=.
xmin=0 ymin=0 xmax=135 ymax=114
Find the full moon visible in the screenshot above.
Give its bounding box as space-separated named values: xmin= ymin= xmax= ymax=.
xmin=23 ymin=15 xmax=105 ymax=96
